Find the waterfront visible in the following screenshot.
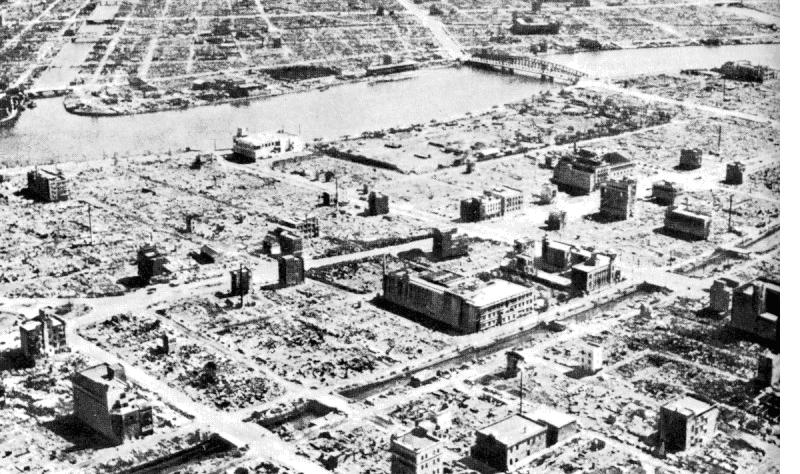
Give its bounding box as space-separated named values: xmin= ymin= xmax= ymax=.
xmin=0 ymin=43 xmax=779 ymax=166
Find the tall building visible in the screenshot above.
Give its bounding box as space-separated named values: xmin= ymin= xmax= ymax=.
xmin=230 ymin=267 xmax=252 ymax=296
xmin=390 ymin=427 xmax=443 ymax=474
xmin=136 ymin=245 xmax=169 ymax=282
xmin=678 ymin=148 xmax=702 ymax=170
xmin=432 ymin=228 xmax=469 ymax=260
xmin=279 ymin=254 xmax=305 ymax=287
xmin=471 ymin=414 xmax=547 ymax=472
xmin=599 ymin=178 xmax=637 ymax=220
xmin=709 ymin=277 xmax=740 ymax=313
xmin=579 ymin=341 xmax=603 ymax=373
xmin=276 ymin=229 xmax=304 ymax=254
xmin=664 ymin=206 xmax=712 ymax=240
xmin=726 ymin=162 xmax=746 ymax=185
xmin=546 ymin=210 xmax=566 ymax=230
xmin=383 ymin=269 xmax=536 ymax=333
xmin=27 ymin=168 xmax=69 ymax=202
xmin=730 ymin=277 xmax=779 ymax=345
xmin=19 ymin=307 xmax=67 ymax=360
xmin=72 ymin=363 xmax=154 ymax=445
xmin=368 ymin=192 xmax=390 ymax=216
xmin=553 ymin=150 xmax=634 ymax=194
xmin=658 ymin=395 xmax=718 ymax=452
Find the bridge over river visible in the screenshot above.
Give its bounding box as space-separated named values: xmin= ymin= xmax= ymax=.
xmin=466 ymin=51 xmax=588 ymax=84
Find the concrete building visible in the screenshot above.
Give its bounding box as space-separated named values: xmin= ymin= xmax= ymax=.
xmin=571 ymin=252 xmax=620 ymax=295
xmin=756 ymin=352 xmax=779 ymax=389
xmin=546 ymin=210 xmax=566 ymax=230
xmin=199 ymin=244 xmax=220 ymax=263
xmin=390 ymin=427 xmax=443 ymax=474
xmin=664 ymin=206 xmax=712 ymax=240
xmin=709 ymin=277 xmax=740 ymax=313
xmin=471 ymin=414 xmax=547 ymax=472
xmin=658 ymin=395 xmax=718 ymax=452
xmin=725 ymin=162 xmax=746 ymax=185
xmin=730 ymin=277 xmax=779 ymax=345
xmin=136 ymin=245 xmax=169 ymax=282
xmin=510 ymin=15 xmax=561 ymax=35
xmin=279 ymin=254 xmax=305 ymax=287
xmin=678 ymin=148 xmax=703 ymax=170
xmin=20 ymin=307 xmax=67 ymax=360
xmin=530 ymin=407 xmax=578 ymax=447
xmin=719 ymin=60 xmax=776 ymax=83
xmin=652 ymin=181 xmax=682 ymax=205
xmin=383 ymin=269 xmax=536 ymax=333
xmin=553 ymin=150 xmax=635 ymax=194
xmin=487 ymin=186 xmax=525 ymax=215
xmin=506 ymin=351 xmax=525 ymax=377
xmin=368 ymin=192 xmax=390 ymax=216
xmin=276 ymin=229 xmax=304 ymax=255
xmin=460 ymin=187 xmax=523 ymax=222
xmin=230 ymin=266 xmax=251 ymax=296
xmin=432 ymin=228 xmax=469 ymax=260
xmin=579 ymin=341 xmax=603 ymax=373
xmin=72 ymin=363 xmax=154 ymax=445
xmin=232 ymin=128 xmax=303 ymax=160
xmin=284 ymin=216 xmax=320 ymax=238
xmin=599 ymin=178 xmax=637 ymax=220
xmin=27 ymin=168 xmax=69 ymax=202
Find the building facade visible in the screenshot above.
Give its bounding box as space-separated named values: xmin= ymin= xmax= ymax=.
xmin=571 ymin=252 xmax=620 ymax=294
xmin=368 ymin=192 xmax=390 ymax=216
xmin=432 ymin=228 xmax=469 ymax=260
xmin=279 ymin=254 xmax=305 ymax=287
xmin=679 ymin=148 xmax=702 ymax=170
xmin=471 ymin=414 xmax=547 ymax=472
xmin=599 ymin=178 xmax=637 ymax=220
xmin=27 ymin=168 xmax=69 ymax=202
xmin=553 ymin=151 xmax=635 ymax=194
xmin=136 ymin=245 xmax=169 ymax=282
xmin=230 ymin=267 xmax=252 ymax=296
xmin=531 ymin=408 xmax=578 ymax=447
xmin=390 ymin=427 xmax=443 ymax=474
xmin=579 ymin=342 xmax=604 ymax=373
xmin=20 ymin=307 xmax=67 ymax=360
xmin=72 ymin=363 xmax=154 ymax=445
xmin=726 ymin=162 xmax=745 ymax=185
xmin=652 ymin=181 xmax=682 ymax=205
xmin=658 ymin=395 xmax=718 ymax=452
xmin=460 ymin=187 xmax=523 ymax=222
xmin=664 ymin=206 xmax=712 ymax=240
xmin=730 ymin=277 xmax=779 ymax=345
xmin=709 ymin=277 xmax=740 ymax=313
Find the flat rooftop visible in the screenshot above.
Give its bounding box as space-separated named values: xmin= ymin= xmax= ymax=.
xmin=664 ymin=395 xmax=715 ymax=415
xmin=393 ymin=428 xmax=440 ymax=452
xmin=463 ymin=279 xmax=532 ymax=307
xmin=478 ymin=414 xmax=546 ymax=446
xmin=531 ymin=407 xmax=576 ymax=428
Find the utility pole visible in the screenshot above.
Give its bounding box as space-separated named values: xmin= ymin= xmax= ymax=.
xmin=717 ymin=125 xmax=722 ymax=155
xmin=518 ymin=366 xmax=524 ymax=414
xmin=239 ymin=262 xmax=244 ymax=308
xmin=87 ymin=204 xmax=93 ymax=246
xmin=728 ymin=194 xmax=734 ymax=232
xmin=334 ymin=175 xmax=339 ymax=217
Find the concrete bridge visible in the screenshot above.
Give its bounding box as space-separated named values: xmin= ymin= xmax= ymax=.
xmin=466 ymin=51 xmax=587 ymax=85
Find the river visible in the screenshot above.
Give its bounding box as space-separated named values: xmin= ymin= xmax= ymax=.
xmin=0 ymin=43 xmax=778 ymax=166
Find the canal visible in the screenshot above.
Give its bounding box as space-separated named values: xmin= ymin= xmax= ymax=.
xmin=0 ymin=43 xmax=778 ymax=166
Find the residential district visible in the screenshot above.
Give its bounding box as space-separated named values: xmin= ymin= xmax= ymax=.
xmin=0 ymin=0 xmax=781 ymax=472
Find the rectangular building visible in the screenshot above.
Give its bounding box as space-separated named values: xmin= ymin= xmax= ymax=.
xmin=652 ymin=181 xmax=682 ymax=205
xmin=726 ymin=162 xmax=745 ymax=185
xmin=432 ymin=228 xmax=469 ymax=260
xmin=730 ymin=277 xmax=779 ymax=345
xmin=20 ymin=307 xmax=67 ymax=360
xmin=232 ymin=128 xmax=303 ymax=160
xmin=72 ymin=363 xmax=154 ymax=445
xmin=599 ymin=178 xmax=637 ymax=220
xmin=553 ymin=150 xmax=635 ymax=195
xmin=460 ymin=187 xmax=523 ymax=222
xmin=382 ymin=270 xmax=536 ymax=334
xmin=579 ymin=341 xmax=603 ymax=373
xmin=658 ymin=395 xmax=718 ymax=452
xmin=390 ymin=427 xmax=443 ymax=474
xmin=471 ymin=414 xmax=547 ymax=472
xmin=664 ymin=206 xmax=711 ymax=240
xmin=530 ymin=407 xmax=578 ymax=446
xmin=486 ymin=186 xmax=524 ymax=215
xmin=678 ymin=148 xmax=702 ymax=170
xmin=368 ymin=192 xmax=390 ymax=216
xmin=136 ymin=245 xmax=169 ymax=282
xmin=709 ymin=277 xmax=740 ymax=313
xmin=279 ymin=254 xmax=305 ymax=287
xmin=230 ymin=267 xmax=252 ymax=296
xmin=571 ymin=252 xmax=620 ymax=295
xmin=27 ymin=168 xmax=69 ymax=202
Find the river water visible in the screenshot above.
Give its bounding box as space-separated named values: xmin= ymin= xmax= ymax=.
xmin=0 ymin=43 xmax=778 ymax=166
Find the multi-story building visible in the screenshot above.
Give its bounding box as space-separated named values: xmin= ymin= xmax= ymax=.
xmin=230 ymin=267 xmax=252 ymax=296
xmin=20 ymin=307 xmax=67 ymax=360
xmin=471 ymin=414 xmax=547 ymax=471
xmin=72 ymin=363 xmax=154 ymax=445
xmin=279 ymin=254 xmax=305 ymax=287
xmin=664 ymin=206 xmax=712 ymax=240
xmin=275 ymin=229 xmax=303 ymax=255
xmin=282 ymin=216 xmax=320 ymax=238
xmin=530 ymin=407 xmax=578 ymax=447
xmin=709 ymin=277 xmax=740 ymax=313
xmin=553 ymin=150 xmax=635 ymax=194
xmin=390 ymin=427 xmax=443 ymax=474
xmin=486 ymin=186 xmax=524 ymax=215
xmin=652 ymin=181 xmax=682 ymax=205
xmin=579 ymin=341 xmax=604 ymax=373
xmin=368 ymin=192 xmax=390 ymax=216
xmin=383 ymin=269 xmax=536 ymax=334
xmin=460 ymin=187 xmax=523 ymax=222
xmin=599 ymin=178 xmax=637 ymax=220
xmin=136 ymin=245 xmax=169 ymax=282
xmin=232 ymin=128 xmax=303 ymax=160
xmin=726 ymin=162 xmax=746 ymax=185
xmin=571 ymin=252 xmax=620 ymax=295
xmin=756 ymin=352 xmax=779 ymax=389
xmin=658 ymin=395 xmax=718 ymax=452
xmin=541 ymin=237 xmax=583 ymax=273
xmin=546 ymin=210 xmax=566 ymax=230
xmin=27 ymin=168 xmax=69 ymax=202
xmin=432 ymin=228 xmax=469 ymax=260
xmin=719 ymin=60 xmax=776 ymax=83
xmin=730 ymin=277 xmax=779 ymax=345
xmin=678 ymin=148 xmax=702 ymax=170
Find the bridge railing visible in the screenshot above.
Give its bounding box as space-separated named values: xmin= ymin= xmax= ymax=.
xmin=470 ymin=51 xmax=587 ymax=79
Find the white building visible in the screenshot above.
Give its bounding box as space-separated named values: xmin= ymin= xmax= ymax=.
xmin=579 ymin=341 xmax=603 ymax=373
xmin=232 ymin=128 xmax=304 ymax=160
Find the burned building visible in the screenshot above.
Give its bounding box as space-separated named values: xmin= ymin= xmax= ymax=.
xmin=664 ymin=206 xmax=712 ymax=240
xmin=510 ymin=13 xmax=561 ymax=35
xmin=718 ymin=60 xmax=776 ymax=83
xmin=368 ymin=192 xmax=390 ymax=216
xmin=546 ymin=210 xmax=566 ymax=230
xmin=553 ymin=150 xmax=635 ymax=194
xmin=652 ymin=180 xmax=682 ymax=205
xmin=571 ymin=252 xmax=620 ymax=295
xmin=530 ymin=408 xmax=578 ymax=447
xmin=709 ymin=277 xmax=740 ymax=313
xmin=599 ymin=178 xmax=637 ymax=220
xmin=276 ymin=229 xmax=304 ymax=255
xmin=230 ymin=266 xmax=252 ymax=296
xmin=232 ymin=128 xmax=303 ymax=160
xmin=471 ymin=414 xmax=547 ymax=471
xmin=288 ymin=216 xmax=320 ymax=238
xmin=725 ymin=161 xmax=746 ymax=185
xmin=383 ymin=269 xmax=536 ymax=333
xmin=658 ymin=395 xmax=718 ymax=452
xmin=72 ymin=363 xmax=154 ymax=445
xmin=279 ymin=254 xmax=305 ymax=287
xmin=136 ymin=245 xmax=169 ymax=282
xmin=756 ymin=352 xmax=779 ymax=389
xmin=20 ymin=307 xmax=67 ymax=360
xmin=678 ymin=148 xmax=702 ymax=170
xmin=460 ymin=187 xmax=524 ymax=222
xmin=730 ymin=277 xmax=779 ymax=345
xmin=390 ymin=427 xmax=443 ymax=474
xmin=579 ymin=341 xmax=603 ymax=373
xmin=432 ymin=228 xmax=469 ymax=260
xmin=27 ymin=168 xmax=69 ymax=202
